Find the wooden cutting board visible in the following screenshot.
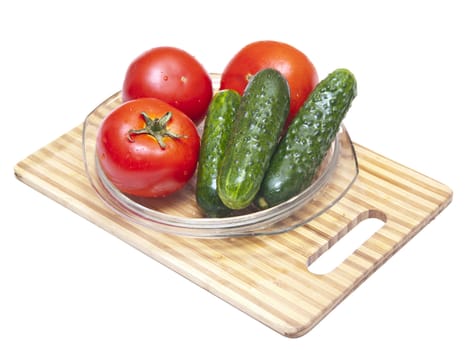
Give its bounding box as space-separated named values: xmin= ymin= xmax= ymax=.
xmin=14 ymin=98 xmax=452 ymax=337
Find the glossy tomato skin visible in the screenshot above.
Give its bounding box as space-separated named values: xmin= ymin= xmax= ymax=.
xmin=96 ymin=98 xmax=200 ymax=198
xmin=220 ymin=40 xmax=319 ymax=128
xmin=122 ymin=46 xmax=213 ymax=125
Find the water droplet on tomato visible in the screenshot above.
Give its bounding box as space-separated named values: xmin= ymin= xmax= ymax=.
xmin=163 ymin=75 xmax=169 ymax=81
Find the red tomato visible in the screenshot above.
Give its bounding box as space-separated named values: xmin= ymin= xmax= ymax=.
xmin=220 ymin=40 xmax=319 ymax=129
xmin=122 ymin=46 xmax=213 ymax=125
xmin=96 ymin=98 xmax=200 ymax=198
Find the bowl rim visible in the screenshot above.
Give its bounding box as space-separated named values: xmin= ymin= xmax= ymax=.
xmin=82 ymin=88 xmax=358 ymax=238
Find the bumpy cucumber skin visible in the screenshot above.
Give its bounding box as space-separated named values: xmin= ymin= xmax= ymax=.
xmin=217 ymin=68 xmax=290 ymax=210
xmin=196 ymin=90 xmax=241 ymax=217
xmin=256 ymin=68 xmax=357 ymax=209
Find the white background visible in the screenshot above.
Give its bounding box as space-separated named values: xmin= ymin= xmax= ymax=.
xmin=1 ymin=0 xmax=472 ymax=348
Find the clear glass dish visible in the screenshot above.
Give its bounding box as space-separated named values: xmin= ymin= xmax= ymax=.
xmin=82 ymin=75 xmax=359 ymax=238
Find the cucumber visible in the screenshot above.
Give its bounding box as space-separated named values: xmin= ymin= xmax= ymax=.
xmin=196 ymin=89 xmax=241 ymax=217
xmin=256 ymin=68 xmax=357 ymax=209
xmin=217 ymin=68 xmax=290 ymax=210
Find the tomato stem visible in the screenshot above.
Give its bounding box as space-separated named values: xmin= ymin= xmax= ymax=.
xmin=127 ymin=112 xmax=186 ymax=149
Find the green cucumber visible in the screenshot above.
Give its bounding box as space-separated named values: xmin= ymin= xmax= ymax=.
xmin=196 ymin=89 xmax=241 ymax=217
xmin=256 ymin=68 xmax=357 ymax=209
xmin=217 ymin=68 xmax=290 ymax=210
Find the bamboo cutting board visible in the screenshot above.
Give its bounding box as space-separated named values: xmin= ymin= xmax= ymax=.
xmin=14 ymin=98 xmax=452 ymax=337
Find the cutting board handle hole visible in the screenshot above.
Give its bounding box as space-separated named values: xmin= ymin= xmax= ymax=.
xmin=307 ymin=211 xmax=386 ymax=275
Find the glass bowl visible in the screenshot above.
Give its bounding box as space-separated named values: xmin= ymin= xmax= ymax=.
xmin=82 ymin=74 xmax=359 ymax=238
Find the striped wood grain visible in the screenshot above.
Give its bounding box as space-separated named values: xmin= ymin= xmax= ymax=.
xmin=14 ymin=99 xmax=452 ymax=338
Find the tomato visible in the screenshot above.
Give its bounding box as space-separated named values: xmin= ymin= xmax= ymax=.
xmin=220 ymin=40 xmax=319 ymax=129
xmin=96 ymin=98 xmax=200 ymax=198
xmin=122 ymin=46 xmax=213 ymax=125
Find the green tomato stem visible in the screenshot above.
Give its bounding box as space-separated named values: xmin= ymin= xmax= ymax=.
xmin=127 ymin=111 xmax=186 ymax=149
